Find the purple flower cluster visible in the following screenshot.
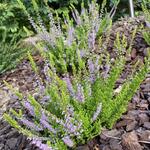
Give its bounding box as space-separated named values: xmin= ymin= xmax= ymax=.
xmin=24 ymin=101 xmax=34 ymax=116
xmin=76 ymin=83 xmax=85 ymax=102
xmin=71 ymin=8 xmax=81 ymax=25
xmin=92 ymin=103 xmax=102 ymax=122
xmin=28 ymin=16 xmax=39 ymax=33
xmin=62 ymin=136 xmax=74 ymax=148
xmin=66 ymin=26 xmax=75 ymax=46
xmin=63 ymin=75 xmax=85 ymax=103
xmin=20 ymin=118 xmax=43 ymax=131
xmin=31 ymin=138 xmax=53 ymax=150
xmin=88 ymin=58 xmax=100 ymax=83
xmin=63 ymin=75 xmax=75 ymax=97
xmin=63 ymin=106 xmax=82 ymax=136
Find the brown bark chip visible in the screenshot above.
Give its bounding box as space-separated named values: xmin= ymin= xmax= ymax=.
xmin=121 ymin=131 xmax=143 ymax=150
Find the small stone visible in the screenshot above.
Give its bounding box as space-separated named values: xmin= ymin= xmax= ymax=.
xmin=102 ymin=129 xmax=121 ymax=137
xmin=143 ymin=122 xmax=150 ymax=130
xmin=102 ymin=145 xmax=111 ymax=150
xmin=122 ymin=131 xmax=142 ymax=150
xmin=126 ymin=121 xmax=138 ymax=131
xmin=138 ymin=113 xmax=149 ymax=125
xmin=6 ymin=138 xmax=18 ymax=149
xmin=115 ymin=119 xmax=132 ymax=128
xmin=109 ymin=139 xmax=122 ymax=150
xmin=0 ymin=144 xmax=4 ymax=150
xmin=139 ymin=130 xmax=150 ymax=142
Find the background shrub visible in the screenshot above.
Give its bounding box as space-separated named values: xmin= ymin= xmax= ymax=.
xmin=0 ymin=33 xmax=28 ymax=74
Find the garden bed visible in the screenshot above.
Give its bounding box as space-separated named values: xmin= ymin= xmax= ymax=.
xmin=0 ymin=16 xmax=149 ymax=150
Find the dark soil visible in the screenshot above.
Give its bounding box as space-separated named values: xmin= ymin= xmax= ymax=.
xmin=0 ymin=16 xmax=149 ymax=150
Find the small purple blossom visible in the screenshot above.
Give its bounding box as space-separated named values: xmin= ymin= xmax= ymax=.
xmin=20 ymin=118 xmax=43 ymax=131
xmin=28 ymin=16 xmax=39 ymax=33
xmin=63 ymin=75 xmax=75 ymax=97
xmin=24 ymin=101 xmax=34 ymax=116
xmin=40 ymin=119 xmax=56 ymax=134
xmin=88 ymin=30 xmax=96 ymax=50
xmin=40 ymin=113 xmax=56 ymax=134
xmin=72 ymin=9 xmax=81 ymax=25
xmin=76 ymin=84 xmax=85 ymax=102
xmin=62 ymin=136 xmax=74 ymax=147
xmin=92 ymin=103 xmax=102 ymax=122
xmin=41 ymin=95 xmax=51 ymax=104
xmin=88 ymin=59 xmax=95 ymax=74
xmin=31 ymin=139 xmax=52 ymax=150
xmin=80 ymin=50 xmax=86 ymax=58
xmin=66 ymin=27 xmax=75 ymax=46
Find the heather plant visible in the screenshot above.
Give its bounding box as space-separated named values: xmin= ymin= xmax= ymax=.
xmin=4 ymin=32 xmax=150 ymax=149
xmin=17 ymin=0 xmax=113 ymax=74
xmin=3 ymin=0 xmax=150 ymax=149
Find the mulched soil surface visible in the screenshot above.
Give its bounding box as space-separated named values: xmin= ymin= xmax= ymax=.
xmin=0 ymin=16 xmax=150 ymax=150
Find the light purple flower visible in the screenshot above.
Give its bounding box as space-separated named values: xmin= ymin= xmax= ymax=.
xmin=88 ymin=30 xmax=96 ymax=50
xmin=76 ymin=84 xmax=85 ymax=102
xmin=80 ymin=50 xmax=86 ymax=58
xmin=20 ymin=118 xmax=43 ymax=131
xmin=31 ymin=139 xmax=52 ymax=150
xmin=66 ymin=27 xmax=75 ymax=46
xmin=88 ymin=59 xmax=95 ymax=74
xmin=72 ymin=9 xmax=81 ymax=25
xmin=63 ymin=75 xmax=75 ymax=97
xmin=24 ymin=101 xmax=34 ymax=116
xmin=28 ymin=16 xmax=39 ymax=33
xmin=40 ymin=119 xmax=56 ymax=134
xmin=92 ymin=103 xmax=102 ymax=122
xmin=62 ymin=136 xmax=74 ymax=147
xmin=40 ymin=114 xmax=56 ymax=134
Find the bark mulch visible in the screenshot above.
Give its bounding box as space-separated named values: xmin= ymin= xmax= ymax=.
xmin=0 ymin=16 xmax=149 ymax=150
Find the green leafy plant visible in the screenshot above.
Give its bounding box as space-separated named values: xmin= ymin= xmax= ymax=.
xmin=17 ymin=0 xmax=112 ymax=74
xmin=4 ymin=34 xmax=149 ymax=149
xmin=0 ymin=34 xmax=27 ymax=74
xmin=0 ymin=2 xmax=28 ymax=42
xmin=3 ymin=0 xmax=150 ymax=149
xmin=142 ymin=0 xmax=150 ymax=46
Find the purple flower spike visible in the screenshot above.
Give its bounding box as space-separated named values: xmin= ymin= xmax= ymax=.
xmin=80 ymin=50 xmax=86 ymax=58
xmin=62 ymin=136 xmax=74 ymax=147
xmin=20 ymin=118 xmax=43 ymax=131
xmin=24 ymin=101 xmax=34 ymax=116
xmin=40 ymin=118 xmax=57 ymax=134
xmin=88 ymin=30 xmax=96 ymax=50
xmin=41 ymin=96 xmax=51 ymax=104
xmin=76 ymin=84 xmax=85 ymax=102
xmin=67 ymin=27 xmax=74 ymax=46
xmin=72 ymin=9 xmax=81 ymax=25
xmin=88 ymin=59 xmax=95 ymax=74
xmin=31 ymin=139 xmax=53 ymax=150
xmin=63 ymin=75 xmax=75 ymax=97
xmin=92 ymin=103 xmax=102 ymax=122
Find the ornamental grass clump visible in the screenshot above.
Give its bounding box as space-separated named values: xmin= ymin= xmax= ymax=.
xmin=3 ymin=0 xmax=150 ymax=150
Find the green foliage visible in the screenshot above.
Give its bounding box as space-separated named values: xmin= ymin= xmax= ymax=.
xmin=0 ymin=2 xmax=28 ymax=42
xmin=142 ymin=0 xmax=150 ymax=46
xmin=0 ymin=34 xmax=27 ymax=74
xmin=4 ymin=25 xmax=150 ymax=150
xmin=3 ymin=0 xmax=150 ymax=149
xmin=17 ymin=0 xmax=112 ymax=74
